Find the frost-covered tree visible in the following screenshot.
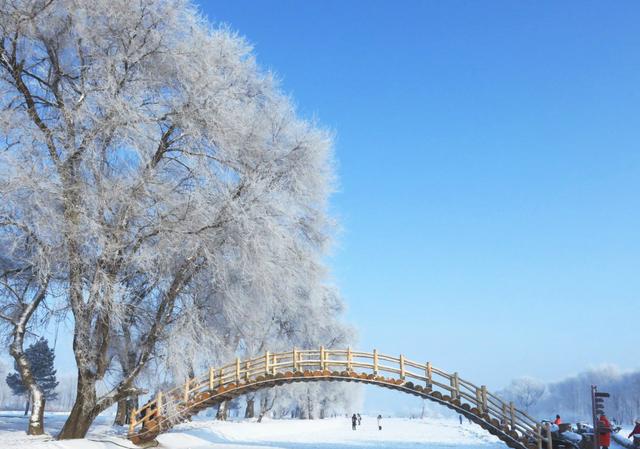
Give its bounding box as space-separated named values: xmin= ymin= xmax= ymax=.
xmin=0 ymin=0 xmax=338 ymax=439
xmin=500 ymin=366 xmax=640 ymax=425
xmin=500 ymin=377 xmax=546 ymax=412
xmin=48 ymin=373 xmax=76 ymax=411
xmin=267 ymin=382 xmax=361 ymax=420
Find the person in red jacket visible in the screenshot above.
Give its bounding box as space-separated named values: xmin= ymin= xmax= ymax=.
xmin=598 ymin=414 xmax=612 ymax=449
xmin=628 ymin=419 xmax=640 ymax=439
xmin=554 ymin=415 xmax=562 ymax=425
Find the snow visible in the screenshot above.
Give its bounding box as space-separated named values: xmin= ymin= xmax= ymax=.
xmin=2 ymin=411 xmax=635 ymax=449
xmin=159 ymin=415 xmax=503 ymax=448
xmin=0 ymin=411 xmax=504 ymax=449
xmin=0 ymin=411 xmax=125 ymax=449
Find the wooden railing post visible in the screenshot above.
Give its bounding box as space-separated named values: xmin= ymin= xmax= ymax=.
xmin=265 ymin=351 xmax=270 ymax=374
xmin=373 ymin=349 xmax=379 ymax=375
xmin=451 ymin=372 xmax=459 ymax=400
xmin=545 ymin=422 xmax=553 ymax=449
xmin=157 ymin=391 xmax=163 ymax=417
xmin=292 ymin=348 xmax=298 ymax=371
xmin=501 ymin=402 xmax=508 ymax=428
xmin=426 ymin=361 xmax=432 ymax=386
xmin=481 ymin=385 xmax=488 ymax=413
xmin=476 ymin=387 xmax=484 ymax=413
xmin=320 ymin=346 xmax=326 ymax=371
xmin=347 ymin=347 xmax=353 ymax=371
xmin=209 ymin=367 xmax=214 ymax=390
xmin=184 ymin=379 xmax=190 ymax=403
xmin=272 ymin=354 xmax=277 ymax=375
xmin=510 ymin=402 xmax=516 ymax=430
xmin=218 ymin=367 xmax=224 ymax=386
xmin=235 ymin=357 xmax=240 ymax=383
xmin=536 ymin=423 xmax=543 ymax=449
xmin=128 ymin=410 xmax=136 ymax=435
xmin=245 ymin=360 xmax=250 ymax=381
xmin=399 ymin=354 xmax=405 ymax=380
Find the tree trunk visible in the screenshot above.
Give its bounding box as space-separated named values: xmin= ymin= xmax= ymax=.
xmin=300 ymin=404 xmax=308 ymax=419
xmin=113 ymin=396 xmax=138 ymax=426
xmin=244 ymin=397 xmax=255 ymax=419
xmin=257 ymin=395 xmax=267 ymax=423
xmin=58 ymin=403 xmax=97 ymax=439
xmin=24 ymin=392 xmax=30 ymax=416
xmin=30 ymin=391 xmax=45 ymax=436
xmin=59 ymin=371 xmax=136 ymax=439
xmin=114 ymin=398 xmax=127 ymax=426
xmin=7 ymin=285 xmax=48 ymax=435
xmin=57 ymin=377 xmax=98 ymax=439
xmin=306 ymin=393 xmax=313 ymax=420
xmin=216 ymin=401 xmax=228 ymax=421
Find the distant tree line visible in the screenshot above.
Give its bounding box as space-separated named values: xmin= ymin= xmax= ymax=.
xmin=499 ymin=366 xmax=640 ymax=425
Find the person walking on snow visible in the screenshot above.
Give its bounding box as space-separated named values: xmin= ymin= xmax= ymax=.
xmin=598 ymin=414 xmax=612 ymax=449
xmin=554 ymin=415 xmax=562 ymax=425
xmin=377 ymin=414 xmax=382 ymax=430
xmin=459 ymin=415 xmax=463 ymax=425
xmin=352 ymin=413 xmax=357 ymax=430
xmin=357 ymin=413 xmax=362 ymax=426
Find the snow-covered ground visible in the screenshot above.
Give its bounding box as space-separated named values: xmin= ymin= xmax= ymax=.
xmin=0 ymin=412 xmax=504 ymax=449
xmin=0 ymin=411 xmax=124 ymax=449
xmin=159 ymin=415 xmax=503 ymax=449
xmin=1 ymin=411 xmax=635 ymax=449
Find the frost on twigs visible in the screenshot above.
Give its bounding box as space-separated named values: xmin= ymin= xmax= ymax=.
xmin=0 ymin=0 xmax=349 ymax=438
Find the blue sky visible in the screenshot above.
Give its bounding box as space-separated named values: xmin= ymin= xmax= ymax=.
xmin=196 ymin=0 xmax=640 ymax=392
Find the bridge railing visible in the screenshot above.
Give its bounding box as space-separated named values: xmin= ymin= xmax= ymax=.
xmin=128 ymin=348 xmax=549 ymax=449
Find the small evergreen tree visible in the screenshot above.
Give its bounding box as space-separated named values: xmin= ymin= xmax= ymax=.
xmin=5 ymin=338 xmax=59 ymax=414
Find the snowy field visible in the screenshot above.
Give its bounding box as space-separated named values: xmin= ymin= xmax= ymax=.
xmin=0 ymin=412 xmax=505 ymax=449
xmin=1 ymin=411 xmax=635 ymax=449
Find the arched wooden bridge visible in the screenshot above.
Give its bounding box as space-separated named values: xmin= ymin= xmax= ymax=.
xmin=128 ymin=348 xmax=555 ymax=449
